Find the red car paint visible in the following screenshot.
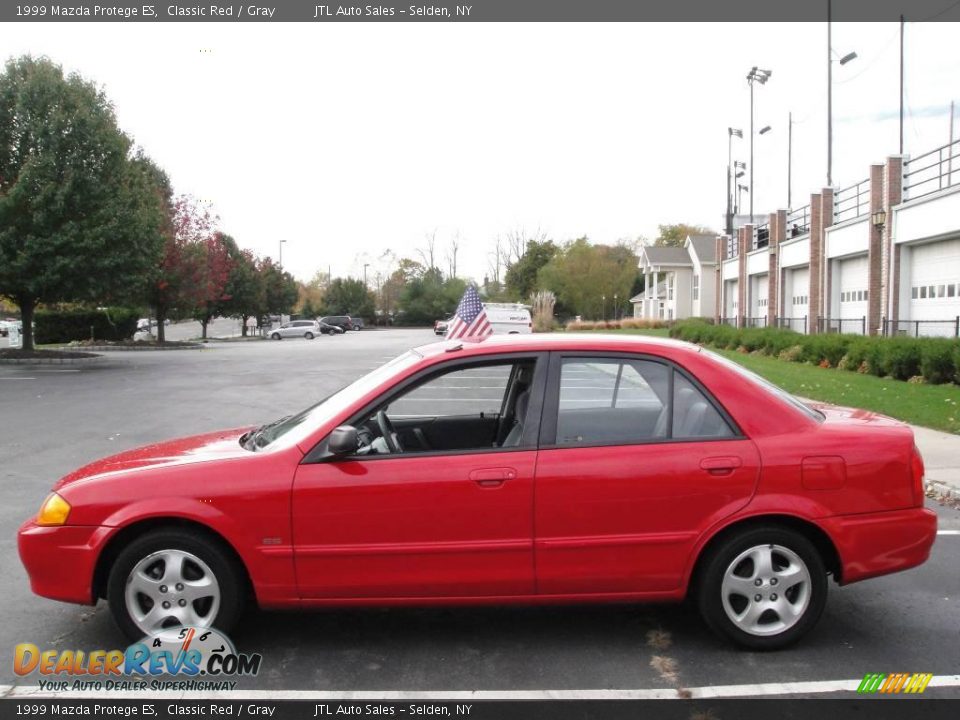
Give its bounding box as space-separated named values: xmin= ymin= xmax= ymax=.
xmin=18 ymin=334 xmax=937 ymax=614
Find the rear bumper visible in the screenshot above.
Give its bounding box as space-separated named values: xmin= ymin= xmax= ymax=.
xmin=18 ymin=520 xmax=112 ymax=605
xmin=821 ymin=507 xmax=937 ymax=584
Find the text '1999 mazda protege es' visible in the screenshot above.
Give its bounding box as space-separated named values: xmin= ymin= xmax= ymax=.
xmin=18 ymin=335 xmax=937 ymax=649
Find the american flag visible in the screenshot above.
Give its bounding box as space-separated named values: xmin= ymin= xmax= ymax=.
xmin=446 ymin=285 xmax=493 ymax=339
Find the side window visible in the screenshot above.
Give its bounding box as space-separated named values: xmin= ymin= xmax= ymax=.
xmin=672 ymin=373 xmax=734 ymax=439
xmin=556 ymin=359 xmax=669 ymax=445
xmin=387 ymin=364 xmax=513 ymax=418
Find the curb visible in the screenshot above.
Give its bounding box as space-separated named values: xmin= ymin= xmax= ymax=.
xmin=927 ymin=480 xmax=960 ymax=503
xmin=58 ymin=344 xmax=204 ymax=352
xmin=0 ymin=354 xmax=105 ymax=365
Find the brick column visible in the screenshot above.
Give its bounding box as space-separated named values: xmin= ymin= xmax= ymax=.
xmin=821 ymin=187 xmax=835 ymax=330
xmin=808 ymin=195 xmax=823 ymax=332
xmin=738 ymin=225 xmax=751 ymax=327
xmin=867 ymin=164 xmax=884 ymax=335
xmin=883 ymin=156 xmax=905 ymax=329
xmin=768 ymin=210 xmax=785 ymax=326
xmin=715 ymin=235 xmax=724 ymax=324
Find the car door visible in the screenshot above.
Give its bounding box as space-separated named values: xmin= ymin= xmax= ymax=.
xmin=292 ymin=353 xmax=547 ymax=599
xmin=534 ymin=353 xmax=761 ymax=596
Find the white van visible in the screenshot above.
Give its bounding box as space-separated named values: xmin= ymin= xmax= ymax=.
xmin=482 ymin=303 xmax=532 ymax=334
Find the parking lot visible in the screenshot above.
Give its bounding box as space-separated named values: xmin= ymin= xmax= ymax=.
xmin=1 ymin=328 xmax=958 ymax=696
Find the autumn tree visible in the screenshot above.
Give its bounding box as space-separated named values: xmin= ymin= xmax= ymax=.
xmin=220 ymin=242 xmax=264 ymax=336
xmin=190 ymin=232 xmax=234 ymax=339
xmin=654 ymin=223 xmax=716 ymax=248
xmin=322 ymin=278 xmax=375 ymax=320
xmin=538 ymin=238 xmax=639 ymax=319
xmin=258 ymin=258 xmax=298 ymax=319
xmin=0 ymin=56 xmax=167 ymax=350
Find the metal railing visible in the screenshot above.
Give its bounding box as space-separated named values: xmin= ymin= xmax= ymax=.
xmin=882 ymin=317 xmax=960 ymax=338
xmin=903 ymin=138 xmax=960 ymax=201
xmin=726 ymin=235 xmax=738 ymax=259
xmin=833 ymin=178 xmax=870 ymax=222
xmin=720 ymin=316 xmax=739 ymax=327
xmin=774 ymin=316 xmax=808 ymax=334
xmin=744 ymin=316 xmax=768 ymax=328
xmin=817 ymin=316 xmax=866 ymax=335
xmin=752 ymin=223 xmax=770 ymax=250
xmin=786 ymin=205 xmax=810 ymax=238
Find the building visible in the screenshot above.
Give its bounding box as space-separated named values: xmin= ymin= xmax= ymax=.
xmin=632 ymin=236 xmax=717 ymax=321
xmin=714 ymin=143 xmax=960 ymax=338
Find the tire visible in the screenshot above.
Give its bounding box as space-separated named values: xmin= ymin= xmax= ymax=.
xmin=106 ymin=528 xmax=245 ymax=642
xmin=697 ymin=526 xmax=827 ymax=650
xmin=271 ymin=333 xmax=281 ymax=340
xmin=304 ymin=332 xmax=314 ymax=340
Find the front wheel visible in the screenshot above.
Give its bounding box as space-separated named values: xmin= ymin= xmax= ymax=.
xmin=304 ymin=332 xmax=314 ymax=339
xmin=107 ymin=529 xmax=245 ymax=641
xmin=270 ymin=332 xmax=281 ymax=340
xmin=697 ymin=526 xmax=827 ymax=650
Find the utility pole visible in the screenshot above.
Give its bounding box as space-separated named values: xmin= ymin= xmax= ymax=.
xmin=827 ymin=0 xmax=833 ymax=186
xmin=726 ymin=128 xmax=742 ymax=236
xmin=746 ymin=67 xmax=771 ymax=222
xmin=950 ymin=100 xmax=955 ymax=180
xmin=900 ymin=14 xmax=905 ymax=155
xmin=788 ymin=111 xmax=794 ymax=209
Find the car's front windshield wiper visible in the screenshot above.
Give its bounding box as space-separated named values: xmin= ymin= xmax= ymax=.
xmin=243 ymin=415 xmax=293 ymax=451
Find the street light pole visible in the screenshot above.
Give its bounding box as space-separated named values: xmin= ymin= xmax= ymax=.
xmin=788 ymin=111 xmax=794 ymax=209
xmin=827 ymin=1 xmax=857 ymax=187
xmin=363 ymin=263 xmax=370 ymax=288
xmin=726 ymin=128 xmax=742 ymax=236
xmin=746 ymin=67 xmax=772 ymax=223
xmin=278 ymin=239 xmax=287 ymax=270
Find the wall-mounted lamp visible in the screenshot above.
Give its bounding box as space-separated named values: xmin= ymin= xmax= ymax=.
xmin=871 ymin=209 xmax=887 ymax=228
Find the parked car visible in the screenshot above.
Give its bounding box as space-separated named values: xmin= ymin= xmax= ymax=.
xmin=351 ymin=317 xmax=365 ymax=330
xmin=320 ymin=315 xmax=355 ymax=331
xmin=318 ymin=320 xmax=344 ymax=335
xmin=18 ymin=334 xmax=936 ymax=647
xmin=434 ymin=318 xmax=450 ymax=335
xmin=0 ymin=319 xmax=20 ymax=337
xmin=269 ymin=319 xmax=322 ymax=340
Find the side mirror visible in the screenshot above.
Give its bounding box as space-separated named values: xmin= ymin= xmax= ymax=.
xmin=328 ymin=425 xmax=359 ymax=456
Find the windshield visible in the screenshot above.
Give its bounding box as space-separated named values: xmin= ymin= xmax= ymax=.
xmin=244 ymin=350 xmax=422 ymax=451
xmin=702 ymin=349 xmax=825 ymax=423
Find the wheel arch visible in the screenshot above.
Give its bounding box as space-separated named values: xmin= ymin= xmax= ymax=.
xmin=686 ymin=514 xmax=843 ymax=598
xmin=92 ymin=517 xmax=256 ymax=604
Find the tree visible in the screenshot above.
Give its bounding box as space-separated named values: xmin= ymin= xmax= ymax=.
xmin=538 ymin=238 xmax=639 ymax=319
xmin=258 ymin=258 xmax=298 ymax=319
xmin=220 ymin=242 xmax=264 ymax=336
xmin=504 ymin=239 xmax=557 ymax=300
xmin=654 ymin=223 xmax=716 ymax=248
xmin=322 ymin=278 xmax=374 ymax=320
xmin=0 ymin=56 xmax=167 ymax=349
xmin=190 ymin=232 xmax=234 ymax=339
xmin=398 ymin=269 xmax=465 ymax=325
xmin=295 ymin=271 xmax=328 ymax=321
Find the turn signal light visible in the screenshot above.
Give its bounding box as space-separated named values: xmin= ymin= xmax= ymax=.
xmin=36 ymin=493 xmax=71 ymax=526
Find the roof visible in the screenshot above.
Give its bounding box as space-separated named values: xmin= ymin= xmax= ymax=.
xmin=640 ymin=245 xmax=692 ymax=267
xmin=686 ymin=235 xmax=718 ymax=263
xmin=414 ymin=333 xmax=702 ymax=358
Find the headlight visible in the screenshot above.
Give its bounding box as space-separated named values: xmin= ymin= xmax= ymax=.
xmin=36 ymin=493 xmax=71 ymax=526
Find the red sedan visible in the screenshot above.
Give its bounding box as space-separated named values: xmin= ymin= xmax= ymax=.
xmin=19 ymin=334 xmax=936 ymax=648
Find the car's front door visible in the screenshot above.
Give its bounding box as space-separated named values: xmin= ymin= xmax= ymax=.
xmin=534 ymin=353 xmax=761 ymax=596
xmin=292 ymin=354 xmax=546 ymax=599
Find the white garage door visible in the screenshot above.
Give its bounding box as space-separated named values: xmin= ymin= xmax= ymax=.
xmin=838 ymin=254 xmax=868 ymax=334
xmin=724 ymin=280 xmax=738 ymax=321
xmin=751 ymin=274 xmax=768 ymax=322
xmin=909 ymin=238 xmax=960 ymax=337
xmin=789 ymin=267 xmax=809 ymax=333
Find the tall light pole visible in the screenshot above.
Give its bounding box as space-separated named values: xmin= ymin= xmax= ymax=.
xmin=363 ymin=263 xmax=370 ymax=288
xmin=788 ymin=111 xmax=794 ymax=209
xmin=827 ymin=0 xmax=857 ymax=186
xmin=726 ymin=127 xmax=743 ymax=236
xmin=747 ymin=66 xmax=772 ymax=222
xmin=278 ymin=239 xmax=287 ymax=270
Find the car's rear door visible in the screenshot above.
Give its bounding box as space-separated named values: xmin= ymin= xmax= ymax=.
xmin=534 ymin=352 xmax=760 ymax=596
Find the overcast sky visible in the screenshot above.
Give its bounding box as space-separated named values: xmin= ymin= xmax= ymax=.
xmin=7 ymin=22 xmax=960 ymax=284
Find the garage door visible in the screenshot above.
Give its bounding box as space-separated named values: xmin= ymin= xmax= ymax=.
xmin=909 ymin=238 xmax=960 ymax=337
xmin=789 ymin=267 xmax=809 ymax=333
xmin=838 ymin=254 xmax=868 ymax=334
xmin=725 ymin=280 xmax=738 ymax=320
xmin=751 ymin=274 xmax=768 ymax=322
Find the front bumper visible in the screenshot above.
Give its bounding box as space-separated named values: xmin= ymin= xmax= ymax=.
xmin=821 ymin=507 xmax=938 ymax=584
xmin=18 ymin=520 xmax=113 ymax=605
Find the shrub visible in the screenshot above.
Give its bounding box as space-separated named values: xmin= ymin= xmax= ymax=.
xmin=35 ymin=307 xmax=140 ymax=344
xmin=919 ymin=339 xmax=958 ymax=384
xmin=880 ymin=338 xmax=923 ymax=380
xmin=778 ymin=344 xmax=804 ymax=362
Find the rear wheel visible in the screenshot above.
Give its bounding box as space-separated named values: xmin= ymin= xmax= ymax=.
xmin=304 ymin=332 xmax=315 ymax=339
xmin=107 ymin=528 xmax=245 ymax=641
xmin=697 ymin=526 xmax=826 ymax=649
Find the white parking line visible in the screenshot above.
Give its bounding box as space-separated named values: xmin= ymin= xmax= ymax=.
xmin=0 ymin=377 xmax=35 ymax=381
xmin=4 ymin=675 xmax=960 ymax=699
xmin=937 ymin=530 xmax=960 ymax=535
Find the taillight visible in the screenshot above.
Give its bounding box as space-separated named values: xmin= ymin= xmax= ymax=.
xmin=911 ymin=444 xmax=926 ymax=506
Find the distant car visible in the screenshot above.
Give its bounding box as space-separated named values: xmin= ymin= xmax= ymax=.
xmin=318 ymin=320 xmax=344 ymax=335
xmin=270 ymin=320 xmax=322 ymax=340
xmin=136 ymin=318 xmax=152 ymax=331
xmin=1 ymin=319 xmax=22 ymax=338
xmin=320 ymin=316 xmax=355 ymax=332
xmin=434 ymin=319 xmax=450 ymax=336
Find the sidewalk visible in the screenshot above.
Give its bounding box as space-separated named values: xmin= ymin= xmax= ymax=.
xmin=913 ymin=424 xmax=960 ymax=501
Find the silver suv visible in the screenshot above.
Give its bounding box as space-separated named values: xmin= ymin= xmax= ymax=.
xmin=269 ymin=320 xmax=322 ymax=340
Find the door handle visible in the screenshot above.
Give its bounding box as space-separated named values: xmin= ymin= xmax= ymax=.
xmin=700 ymin=456 xmax=743 ymax=476
xmin=469 ymin=467 xmax=517 ymax=488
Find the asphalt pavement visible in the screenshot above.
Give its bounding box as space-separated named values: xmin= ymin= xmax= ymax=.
xmin=1 ymin=328 xmax=958 ymax=697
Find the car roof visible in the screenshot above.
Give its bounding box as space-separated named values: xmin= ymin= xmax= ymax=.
xmin=413 ymin=332 xmax=703 ymax=359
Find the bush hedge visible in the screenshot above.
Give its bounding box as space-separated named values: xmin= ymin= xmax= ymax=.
xmin=565 ymin=318 xmax=668 ymax=331
xmin=35 ymin=308 xmax=140 ymax=344
xmin=668 ymin=318 xmax=960 ymax=386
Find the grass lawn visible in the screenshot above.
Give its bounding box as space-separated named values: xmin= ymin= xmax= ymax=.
xmin=570 ymin=327 xmax=960 ymax=433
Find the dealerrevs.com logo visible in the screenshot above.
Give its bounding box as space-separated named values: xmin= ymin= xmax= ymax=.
xmin=857 ymin=672 xmax=934 ymax=694
xmin=14 ymin=627 xmax=262 ymax=692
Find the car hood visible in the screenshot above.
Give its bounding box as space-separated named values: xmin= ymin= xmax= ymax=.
xmin=53 ymin=427 xmax=253 ymax=489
